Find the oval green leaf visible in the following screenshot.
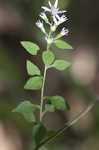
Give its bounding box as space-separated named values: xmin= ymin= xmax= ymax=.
xmin=54 ymin=40 xmax=72 ymax=49
xmin=42 ymin=50 xmax=55 ymax=66
xmin=27 ymin=60 xmax=40 ymax=76
xmin=12 ymin=101 xmax=39 ymax=122
xmin=21 ymin=41 xmax=40 ymax=55
xmin=32 ymin=124 xmax=47 ymax=145
xmin=45 ymin=104 xmax=55 ymax=112
xmin=52 ymin=60 xmax=71 ymax=71
xmin=24 ymin=76 xmax=43 ymax=90
xmin=47 ymin=96 xmax=70 ymax=110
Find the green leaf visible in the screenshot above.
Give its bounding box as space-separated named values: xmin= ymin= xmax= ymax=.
xmin=54 ymin=40 xmax=72 ymax=49
xmin=52 ymin=60 xmax=71 ymax=71
xmin=32 ymin=124 xmax=47 ymax=145
xmin=45 ymin=104 xmax=55 ymax=112
xmin=12 ymin=101 xmax=38 ymax=123
xmin=42 ymin=50 xmax=55 ymax=66
xmin=21 ymin=41 xmax=40 ymax=55
xmin=47 ymin=96 xmax=70 ymax=110
xmin=24 ymin=76 xmax=43 ymax=90
xmin=27 ymin=60 xmax=40 ymax=76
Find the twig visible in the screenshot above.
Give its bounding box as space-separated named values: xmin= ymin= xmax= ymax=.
xmin=34 ymin=97 xmax=99 ymax=150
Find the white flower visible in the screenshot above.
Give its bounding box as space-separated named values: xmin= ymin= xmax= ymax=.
xmin=36 ymin=20 xmax=47 ymax=34
xmin=55 ymin=27 xmax=69 ymax=40
xmin=58 ymin=15 xmax=68 ymax=24
xmin=36 ymin=20 xmax=43 ymax=28
xmin=60 ymin=27 xmax=69 ymax=36
xmin=45 ymin=36 xmax=54 ymax=44
xmin=40 ymin=12 xmax=47 ymax=20
xmin=42 ymin=0 xmax=66 ymax=17
xmin=53 ymin=15 xmax=68 ymax=26
xmin=40 ymin=12 xmax=49 ymax=24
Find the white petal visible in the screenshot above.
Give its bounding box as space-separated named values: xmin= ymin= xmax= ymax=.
xmin=53 ymin=16 xmax=58 ymax=25
xmin=58 ymin=10 xmax=66 ymax=14
xmin=48 ymin=1 xmax=52 ymax=7
xmin=42 ymin=6 xmax=51 ymax=12
xmin=55 ymin=14 xmax=60 ymax=20
xmin=54 ymin=0 xmax=58 ymax=8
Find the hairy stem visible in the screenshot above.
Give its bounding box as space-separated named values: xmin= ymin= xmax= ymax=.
xmin=35 ymin=97 xmax=99 ymax=150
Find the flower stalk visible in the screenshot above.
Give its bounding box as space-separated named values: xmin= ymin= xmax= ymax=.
xmin=40 ymin=66 xmax=47 ymax=122
xmin=40 ymin=30 xmax=52 ymax=122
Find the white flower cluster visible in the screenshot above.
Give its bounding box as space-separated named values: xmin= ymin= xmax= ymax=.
xmin=36 ymin=0 xmax=69 ymax=44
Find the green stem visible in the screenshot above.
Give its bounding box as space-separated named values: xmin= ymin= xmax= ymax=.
xmin=35 ymin=97 xmax=99 ymax=150
xmin=40 ymin=66 xmax=47 ymax=122
xmin=40 ymin=42 xmax=50 ymax=122
xmin=39 ymin=29 xmax=51 ymax=122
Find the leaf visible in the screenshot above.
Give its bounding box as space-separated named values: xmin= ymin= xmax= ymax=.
xmin=47 ymin=96 xmax=70 ymax=110
xmin=42 ymin=50 xmax=55 ymax=66
xmin=21 ymin=41 xmax=40 ymax=55
xmin=27 ymin=60 xmax=40 ymax=76
xmin=52 ymin=60 xmax=71 ymax=71
xmin=32 ymin=124 xmax=47 ymax=145
xmin=12 ymin=101 xmax=39 ymax=123
xmin=24 ymin=76 xmax=43 ymax=90
xmin=45 ymin=104 xmax=55 ymax=112
xmin=54 ymin=40 xmax=72 ymax=49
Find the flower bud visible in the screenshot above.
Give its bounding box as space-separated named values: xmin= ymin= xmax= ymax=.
xmin=50 ymin=25 xmax=57 ymax=32
xmin=60 ymin=27 xmax=69 ymax=36
xmin=45 ymin=36 xmax=54 ymax=44
xmin=40 ymin=12 xmax=49 ymax=24
xmin=36 ymin=20 xmax=43 ymax=28
xmin=36 ymin=20 xmax=46 ymax=34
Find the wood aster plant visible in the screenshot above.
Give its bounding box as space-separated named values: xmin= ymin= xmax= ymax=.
xmin=12 ymin=0 xmax=99 ymax=150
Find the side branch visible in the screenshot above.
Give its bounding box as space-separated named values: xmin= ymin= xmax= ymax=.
xmin=34 ymin=97 xmax=99 ymax=150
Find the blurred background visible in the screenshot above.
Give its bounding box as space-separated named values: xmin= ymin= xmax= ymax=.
xmin=0 ymin=0 xmax=99 ymax=149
